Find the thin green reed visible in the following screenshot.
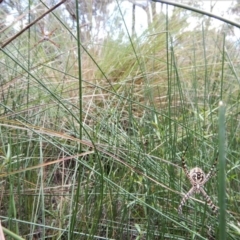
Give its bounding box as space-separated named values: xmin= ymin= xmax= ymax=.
xmin=165 ymin=4 xmax=172 ymax=150
xmin=69 ymin=0 xmax=83 ymax=237
xmin=220 ymin=34 xmax=225 ymax=99
xmin=218 ymin=33 xmax=226 ymax=240
xmin=218 ymin=101 xmax=226 ymax=240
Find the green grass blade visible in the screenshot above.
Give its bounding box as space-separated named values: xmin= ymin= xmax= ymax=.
xmin=218 ymin=101 xmax=226 ymax=240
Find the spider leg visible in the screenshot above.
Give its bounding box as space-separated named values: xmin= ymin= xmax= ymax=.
xmin=181 ymin=146 xmax=192 ymax=181
xmin=178 ymin=186 xmax=195 ymax=214
xmin=48 ymin=27 xmax=58 ymax=37
xmin=39 ymin=22 xmax=45 ymax=35
xmin=204 ymin=157 xmax=218 ymax=184
xmin=31 ymin=39 xmax=45 ymax=50
xmin=200 ymin=187 xmax=218 ymax=214
xmin=48 ymin=39 xmax=59 ymax=48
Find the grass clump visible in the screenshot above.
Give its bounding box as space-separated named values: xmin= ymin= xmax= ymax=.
xmin=0 ymin=1 xmax=240 ymax=239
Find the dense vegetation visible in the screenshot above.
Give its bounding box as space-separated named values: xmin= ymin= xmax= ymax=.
xmin=0 ymin=0 xmax=240 ymax=239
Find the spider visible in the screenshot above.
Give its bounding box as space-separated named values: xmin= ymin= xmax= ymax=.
xmin=31 ymin=22 xmax=59 ymax=49
xmin=178 ymin=147 xmax=218 ymax=215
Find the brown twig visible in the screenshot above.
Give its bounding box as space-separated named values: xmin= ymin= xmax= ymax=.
xmin=0 ymin=0 xmax=67 ymax=49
